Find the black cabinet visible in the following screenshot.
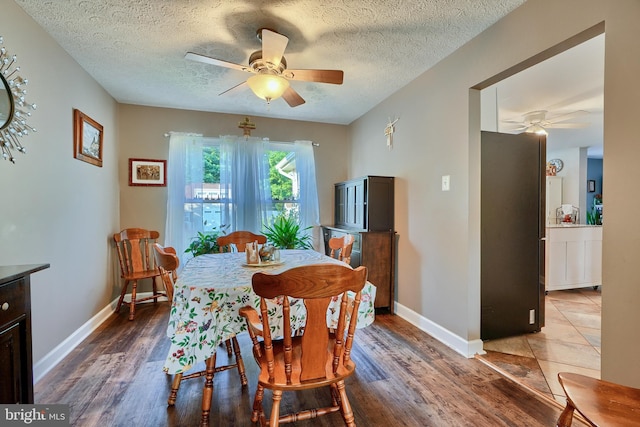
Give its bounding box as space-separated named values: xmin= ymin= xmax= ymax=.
xmin=326 ymin=175 xmax=395 ymax=312
xmin=334 ymin=176 xmax=394 ymax=231
xmin=0 ymin=264 xmax=49 ymax=404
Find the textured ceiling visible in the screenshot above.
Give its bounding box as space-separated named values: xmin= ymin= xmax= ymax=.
xmin=14 ymin=0 xmax=526 ymax=125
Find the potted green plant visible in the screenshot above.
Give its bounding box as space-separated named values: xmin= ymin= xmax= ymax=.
xmin=263 ymin=213 xmax=313 ymax=249
xmin=185 ymin=225 xmax=228 ymax=256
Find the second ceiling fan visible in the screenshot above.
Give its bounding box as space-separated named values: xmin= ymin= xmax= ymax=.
xmin=185 ymin=28 xmax=344 ymax=107
xmin=502 ymin=109 xmax=589 ymax=135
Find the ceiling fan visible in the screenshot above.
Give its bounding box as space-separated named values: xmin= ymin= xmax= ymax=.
xmin=185 ymin=28 xmax=344 ymax=107
xmin=502 ymin=110 xmax=589 ymax=135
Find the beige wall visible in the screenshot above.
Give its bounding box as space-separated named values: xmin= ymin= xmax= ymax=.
xmin=0 ymin=2 xmax=119 ymax=365
xmin=349 ymin=0 xmax=640 ymax=386
xmin=117 ymin=104 xmax=351 ymax=242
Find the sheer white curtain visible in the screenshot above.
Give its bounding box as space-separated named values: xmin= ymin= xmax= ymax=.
xmin=165 ymin=132 xmax=203 ymax=260
xmin=219 ymin=136 xmax=271 ymax=233
xmin=268 ymin=140 xmax=322 ymax=251
xmin=165 ymin=134 xmax=321 ymax=263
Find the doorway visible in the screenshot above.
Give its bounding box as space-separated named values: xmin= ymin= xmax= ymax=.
xmin=474 ymin=26 xmax=605 ymax=396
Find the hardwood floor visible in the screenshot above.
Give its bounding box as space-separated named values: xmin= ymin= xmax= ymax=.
xmin=35 ymin=303 xmax=570 ymax=426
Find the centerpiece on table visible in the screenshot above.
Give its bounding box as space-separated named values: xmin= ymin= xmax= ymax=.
xmin=244 ymin=242 xmax=278 ymax=265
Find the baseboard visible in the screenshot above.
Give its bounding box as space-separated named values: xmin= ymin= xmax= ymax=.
xmin=393 ymin=301 xmax=485 ymax=358
xmin=33 ymin=292 xmax=168 ymax=383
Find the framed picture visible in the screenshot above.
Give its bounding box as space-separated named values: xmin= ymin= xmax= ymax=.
xmin=73 ymin=109 xmax=103 ymax=167
xmin=588 ymin=179 xmax=596 ymax=193
xmin=129 ymin=158 xmax=167 ymax=187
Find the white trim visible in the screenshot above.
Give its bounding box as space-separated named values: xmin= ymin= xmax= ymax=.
xmin=33 ymin=292 xmax=168 ymax=383
xmin=394 ymin=301 xmax=485 ymax=358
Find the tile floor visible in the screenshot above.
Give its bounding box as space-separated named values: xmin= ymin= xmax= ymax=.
xmin=479 ymin=288 xmax=601 ymax=402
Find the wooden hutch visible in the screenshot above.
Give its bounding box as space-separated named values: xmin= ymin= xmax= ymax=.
xmin=322 ymin=175 xmax=396 ymax=312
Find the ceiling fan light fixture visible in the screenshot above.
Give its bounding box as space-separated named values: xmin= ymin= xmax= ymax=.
xmin=527 ymin=123 xmax=548 ymax=135
xmin=247 ymin=73 xmax=289 ymax=103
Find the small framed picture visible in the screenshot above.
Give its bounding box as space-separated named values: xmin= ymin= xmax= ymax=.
xmin=73 ymin=109 xmax=103 ymax=167
xmin=588 ymin=179 xmax=596 ymax=193
xmin=129 ymin=158 xmax=167 ymax=187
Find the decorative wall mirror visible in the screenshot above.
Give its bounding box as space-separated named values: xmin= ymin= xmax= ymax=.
xmin=0 ymin=36 xmax=36 ymax=163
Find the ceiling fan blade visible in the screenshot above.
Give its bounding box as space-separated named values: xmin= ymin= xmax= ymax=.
xmin=282 ymin=86 xmax=305 ymax=107
xmin=546 ymin=110 xmax=589 ymax=124
xmin=284 ymin=69 xmax=344 ymax=85
xmin=219 ymin=81 xmax=247 ymax=96
xmin=546 ymin=122 xmax=589 ymax=129
xmin=185 ymin=52 xmax=252 ymax=73
xmin=503 ymin=125 xmax=528 ymax=131
xmin=261 ymin=29 xmax=288 ymax=68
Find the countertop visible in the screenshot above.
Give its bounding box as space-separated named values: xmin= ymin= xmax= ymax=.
xmin=0 ymin=264 xmax=50 ymax=285
xmin=546 ymin=224 xmax=602 ymax=228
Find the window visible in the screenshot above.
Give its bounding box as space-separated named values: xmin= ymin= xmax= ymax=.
xmin=165 ymin=134 xmax=320 ymax=260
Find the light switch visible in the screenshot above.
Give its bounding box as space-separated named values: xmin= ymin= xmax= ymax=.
xmin=442 ymin=175 xmax=450 ymax=191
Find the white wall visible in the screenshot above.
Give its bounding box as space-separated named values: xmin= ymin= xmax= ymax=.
xmin=548 ymin=146 xmax=589 ymax=223
xmin=0 ymin=1 xmax=119 ymax=371
xmin=349 ymin=0 xmax=640 ymax=387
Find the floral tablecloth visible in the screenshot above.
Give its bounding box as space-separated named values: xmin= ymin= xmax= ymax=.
xmin=163 ymin=249 xmax=377 ymax=374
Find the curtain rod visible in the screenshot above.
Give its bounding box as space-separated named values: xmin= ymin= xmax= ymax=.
xmin=164 ymin=133 xmax=319 ymax=147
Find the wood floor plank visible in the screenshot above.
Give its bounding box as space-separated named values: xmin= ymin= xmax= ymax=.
xmin=35 ymin=302 xmax=565 ymax=426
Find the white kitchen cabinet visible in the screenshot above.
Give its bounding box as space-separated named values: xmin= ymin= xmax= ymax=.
xmin=545 ymin=225 xmax=602 ymax=291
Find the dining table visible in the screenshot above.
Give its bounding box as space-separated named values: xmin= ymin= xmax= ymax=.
xmin=163 ymin=248 xmax=377 ymax=376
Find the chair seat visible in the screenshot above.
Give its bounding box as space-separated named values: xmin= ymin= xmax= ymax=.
xmin=557 ymin=372 xmax=640 ymax=427
xmin=255 ymin=336 xmax=356 ymax=390
xmin=121 ymin=268 xmax=160 ymax=281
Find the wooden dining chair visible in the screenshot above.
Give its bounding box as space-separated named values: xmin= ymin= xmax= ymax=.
xmin=239 ymin=263 xmax=368 ymax=427
xmin=152 ymin=245 xmax=248 ymax=426
xmin=329 ymin=234 xmax=355 ymax=265
xmin=556 ymin=372 xmax=640 ymax=426
xmin=113 ymin=228 xmax=165 ymax=320
xmin=217 ymin=230 xmax=267 ymax=253
xmin=152 ymin=244 xmax=179 ymax=304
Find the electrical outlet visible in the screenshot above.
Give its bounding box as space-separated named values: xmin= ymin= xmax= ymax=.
xmin=442 ymin=175 xmax=450 ymax=191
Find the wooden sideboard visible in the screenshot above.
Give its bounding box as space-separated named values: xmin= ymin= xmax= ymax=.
xmin=322 ymin=226 xmax=395 ymax=312
xmin=325 ymin=175 xmax=396 ymax=313
xmin=0 ymin=264 xmax=49 ymax=404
